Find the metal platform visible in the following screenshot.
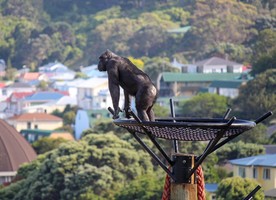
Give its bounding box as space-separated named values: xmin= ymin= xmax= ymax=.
xmin=114 ymin=118 xmax=256 ymax=141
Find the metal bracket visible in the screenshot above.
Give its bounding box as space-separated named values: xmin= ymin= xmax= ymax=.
xmin=172 ymin=154 xmax=194 ymax=184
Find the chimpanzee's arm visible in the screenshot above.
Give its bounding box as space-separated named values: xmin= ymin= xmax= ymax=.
xmin=124 ymin=90 xmax=131 ymax=118
xmin=107 ymin=63 xmax=120 ymax=119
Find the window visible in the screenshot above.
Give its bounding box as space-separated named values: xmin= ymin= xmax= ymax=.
xmin=239 ymin=167 xmax=246 ymax=178
xmin=253 ymin=167 xmax=258 ymax=179
xmin=263 ymin=168 xmax=271 ymax=180
xmin=27 ymin=122 xmax=31 ymax=129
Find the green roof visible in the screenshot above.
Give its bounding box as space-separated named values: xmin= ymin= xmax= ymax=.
xmin=210 ymin=80 xmax=243 ymax=88
xmin=162 ymin=72 xmax=243 ymax=82
xmin=20 ymin=129 xmax=52 ymax=136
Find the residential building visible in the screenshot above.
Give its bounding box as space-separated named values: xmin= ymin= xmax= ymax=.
xmin=158 ymin=72 xmax=244 ymax=97
xmin=22 ymin=91 xmax=67 ymax=112
xmin=0 ymin=119 xmax=37 ymax=184
xmin=39 ymin=62 xmax=76 ymax=81
xmin=0 ymin=59 xmax=6 ymax=77
xmin=230 ymin=154 xmax=276 ymax=193
xmin=22 ymin=95 xmax=77 ymax=114
xmin=19 ymin=72 xmax=49 ymax=86
xmin=74 ymin=109 xmax=111 ymax=140
xmin=2 ymin=82 xmax=36 ymax=99
xmin=6 ymin=92 xmax=34 ymax=115
xmin=158 ymin=56 xmax=248 ymax=100
xmin=6 ymin=113 xmax=63 ymax=132
xmin=76 ymin=77 xmax=122 ymax=110
xmin=20 ymin=129 xmax=74 ymax=143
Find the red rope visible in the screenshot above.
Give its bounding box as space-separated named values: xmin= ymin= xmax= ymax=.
xmin=161 ymin=166 xmax=205 ymax=200
xmin=197 ymin=166 xmax=206 ymax=200
xmin=161 ymin=173 xmax=171 ymax=200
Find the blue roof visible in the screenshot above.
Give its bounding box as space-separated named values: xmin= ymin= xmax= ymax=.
xmin=25 ymin=92 xmax=65 ymax=101
xmin=205 ymin=183 xmax=218 ymax=193
xmin=229 ymin=154 xmax=276 ymax=167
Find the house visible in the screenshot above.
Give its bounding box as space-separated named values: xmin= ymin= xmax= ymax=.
xmin=205 ymin=183 xmax=218 ymax=200
xmin=229 ymin=154 xmax=276 ymax=192
xmin=80 ymin=64 xmax=107 ymax=77
xmin=52 ymin=78 xmax=84 ymax=98
xmin=23 ymin=91 xmax=67 ymax=108
xmin=0 ymin=59 xmax=6 ymax=77
xmin=39 ymin=62 xmax=76 ymax=81
xmin=6 ymin=113 xmax=63 ymax=132
xmin=2 ymin=82 xmax=36 ymax=99
xmin=158 ymin=72 xmax=244 ymax=97
xmin=75 ymin=109 xmax=112 ymax=140
xmin=0 ymin=119 xmax=37 ymax=184
xmin=22 ymin=95 xmax=77 ymax=114
xmin=19 ymin=72 xmax=49 ymax=85
xmin=20 ymin=129 xmax=74 ymax=143
xmin=6 ymin=92 xmax=35 ymax=115
xmin=77 ymin=77 xmax=112 ymax=110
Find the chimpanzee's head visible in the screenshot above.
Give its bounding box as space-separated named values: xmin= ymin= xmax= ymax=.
xmin=98 ymin=49 xmax=114 ymax=71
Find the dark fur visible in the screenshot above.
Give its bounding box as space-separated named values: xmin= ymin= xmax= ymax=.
xmin=98 ymin=50 xmax=157 ymax=121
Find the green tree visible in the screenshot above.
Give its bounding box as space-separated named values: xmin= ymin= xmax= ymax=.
xmin=269 ymin=131 xmax=276 ymax=144
xmin=217 ymin=141 xmax=265 ymax=163
xmin=115 ymin=173 xmax=163 ymax=200
xmin=233 ymin=69 xmax=276 ymax=123
xmin=144 ymin=59 xmax=179 ymax=85
xmin=251 ymin=48 xmax=276 ymax=75
xmin=216 ymin=177 xmax=264 ymax=200
xmin=180 ymin=93 xmax=229 ymax=118
xmin=233 ymin=123 xmax=268 ymax=144
xmin=32 ymin=137 xmax=68 ymax=154
xmin=1 ymin=133 xmax=154 ymax=200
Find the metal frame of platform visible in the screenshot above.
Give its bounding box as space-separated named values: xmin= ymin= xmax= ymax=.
xmin=109 ymin=99 xmax=273 ymax=199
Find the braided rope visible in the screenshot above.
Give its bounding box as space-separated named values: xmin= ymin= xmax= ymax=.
xmin=197 ymin=166 xmax=206 ymax=200
xmin=162 ymin=173 xmax=171 ymax=200
xmin=161 ymin=166 xmax=205 ymax=200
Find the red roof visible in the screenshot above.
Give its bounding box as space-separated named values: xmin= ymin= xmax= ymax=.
xmin=8 ymin=113 xmax=62 ymax=122
xmin=22 ymin=72 xmax=40 ymax=80
xmin=6 ymin=92 xmax=34 ymax=102
xmin=0 ymin=82 xmax=5 ymax=88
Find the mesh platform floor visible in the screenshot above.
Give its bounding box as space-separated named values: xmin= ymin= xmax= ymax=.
xmin=114 ymin=118 xmax=256 ymax=141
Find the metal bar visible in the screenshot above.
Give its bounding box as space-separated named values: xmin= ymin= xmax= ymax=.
xmin=187 ymin=117 xmax=236 ymax=178
xmin=243 ymin=185 xmax=261 ymax=200
xmin=129 ymin=110 xmax=174 ymax=165
xmin=223 ymin=108 xmax=232 ymax=119
xmin=170 ymin=99 xmax=179 ymax=153
xmin=255 ymin=111 xmax=273 ymax=124
xmin=131 ymin=131 xmax=175 ymax=180
xmin=108 ymin=107 xmax=173 ymax=168
xmin=201 ymin=111 xmax=273 ymax=157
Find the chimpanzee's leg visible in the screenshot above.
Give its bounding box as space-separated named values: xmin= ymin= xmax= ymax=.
xmin=136 ymin=85 xmax=157 ymax=121
xmin=147 ymin=106 xmax=155 ymax=121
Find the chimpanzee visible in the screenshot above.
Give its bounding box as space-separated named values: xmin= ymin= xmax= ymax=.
xmin=98 ymin=50 xmax=157 ymax=121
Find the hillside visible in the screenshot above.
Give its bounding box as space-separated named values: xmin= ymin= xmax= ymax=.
xmin=0 ymin=0 xmax=275 ymax=70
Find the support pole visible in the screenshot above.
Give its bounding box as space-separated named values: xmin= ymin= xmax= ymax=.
xmin=171 ymin=153 xmax=197 ymax=200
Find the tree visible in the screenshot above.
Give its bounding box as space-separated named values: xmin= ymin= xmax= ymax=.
xmin=233 ymin=123 xmax=268 ymax=144
xmin=0 ymin=133 xmax=154 ymax=200
xmin=216 ymin=177 xmax=264 ymax=200
xmin=32 ymin=137 xmax=68 ymax=154
xmin=115 ymin=173 xmax=163 ymax=200
xmin=216 ymin=141 xmax=265 ymax=163
xmin=180 ymin=93 xmax=229 ymax=118
xmin=185 ymin=0 xmax=257 ymax=59
xmin=251 ymin=48 xmax=276 ymax=75
xmin=233 ymin=69 xmax=276 ymax=123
